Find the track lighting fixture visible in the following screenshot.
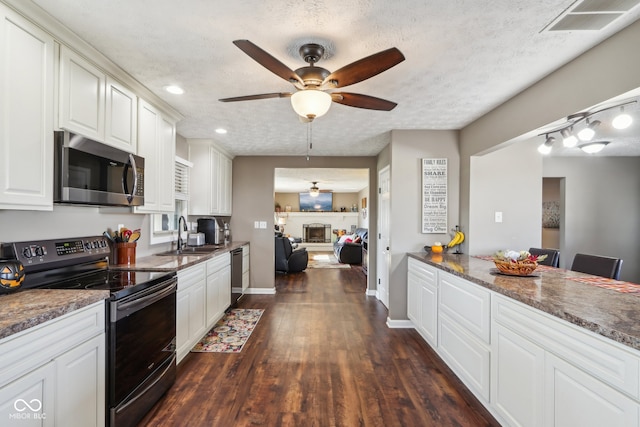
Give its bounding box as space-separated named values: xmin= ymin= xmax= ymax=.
xmin=538 ymin=135 xmax=555 ymax=155
xmin=537 ymin=99 xmax=636 ymax=155
xmin=579 ymin=141 xmax=609 ymax=154
xmin=577 ymin=119 xmax=600 ymax=141
xmin=612 ymin=107 xmax=633 ymax=129
xmin=560 ymin=127 xmax=578 ymax=147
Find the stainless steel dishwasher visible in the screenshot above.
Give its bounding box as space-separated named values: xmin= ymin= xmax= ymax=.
xmin=231 ymin=248 xmax=243 ymax=306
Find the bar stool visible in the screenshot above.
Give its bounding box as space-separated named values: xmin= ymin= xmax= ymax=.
xmin=528 ymin=248 xmax=560 ymax=267
xmin=570 ymin=253 xmax=623 ymax=280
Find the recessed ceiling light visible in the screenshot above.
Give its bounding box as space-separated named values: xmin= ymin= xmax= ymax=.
xmin=164 ymin=85 xmax=184 ymax=95
xmin=215 ymin=128 xmax=228 ymax=134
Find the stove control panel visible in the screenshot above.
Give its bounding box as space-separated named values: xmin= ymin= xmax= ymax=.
xmin=4 ymin=236 xmax=110 ymax=267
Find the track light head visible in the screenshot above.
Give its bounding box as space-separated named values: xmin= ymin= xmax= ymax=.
xmin=612 ymin=107 xmax=633 ymax=129
xmin=577 ymin=119 xmax=600 ymax=141
xmin=560 ymin=127 xmax=578 ymax=148
xmin=538 ymin=135 xmax=555 ymax=154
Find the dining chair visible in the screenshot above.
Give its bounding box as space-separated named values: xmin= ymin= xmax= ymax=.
xmin=570 ymin=253 xmax=623 ymax=280
xmin=528 ymin=248 xmax=560 ymax=268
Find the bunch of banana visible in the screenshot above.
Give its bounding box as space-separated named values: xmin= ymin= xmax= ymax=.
xmin=446 ymin=230 xmax=465 ymax=248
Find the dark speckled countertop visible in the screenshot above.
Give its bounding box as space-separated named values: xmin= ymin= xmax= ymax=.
xmin=0 ymin=242 xmax=248 ymax=341
xmin=408 ymin=252 xmax=640 ymax=352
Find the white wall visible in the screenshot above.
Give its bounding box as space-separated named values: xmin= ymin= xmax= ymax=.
xmin=468 ymin=140 xmax=542 ymax=255
xmin=543 ymin=156 xmax=640 ymax=282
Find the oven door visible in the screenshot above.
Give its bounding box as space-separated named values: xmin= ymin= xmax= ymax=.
xmin=108 ymin=277 xmax=177 ymax=426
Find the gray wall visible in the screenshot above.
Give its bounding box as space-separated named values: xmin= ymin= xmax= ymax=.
xmin=459 ymin=20 xmax=640 ymax=249
xmin=232 ymin=156 xmax=378 ymax=291
xmin=543 ymin=156 xmax=640 ymax=282
xmin=468 ymin=140 xmax=542 ymax=255
xmin=384 ymin=130 xmax=460 ymax=320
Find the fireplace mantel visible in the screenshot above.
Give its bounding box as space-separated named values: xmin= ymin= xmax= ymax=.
xmin=278 ymin=212 xmax=360 ymax=244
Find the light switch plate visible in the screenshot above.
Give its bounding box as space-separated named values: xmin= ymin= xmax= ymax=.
xmin=259 ymin=221 xmax=267 ymax=229
xmin=254 ymin=221 xmax=260 ymax=229
xmin=495 ymin=211 xmax=503 ymax=223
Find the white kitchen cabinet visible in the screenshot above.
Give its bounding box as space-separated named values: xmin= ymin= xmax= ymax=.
xmin=0 ymin=5 xmax=54 ymax=210
xmin=206 ymin=254 xmax=231 ymax=329
xmin=188 ymin=142 xmax=233 ymax=216
xmin=59 ymin=46 xmax=105 ymax=141
xmin=135 ymin=99 xmax=175 ymax=213
xmin=491 ymin=322 xmax=545 ymax=427
xmin=545 ymin=352 xmax=638 ymax=427
xmin=59 ymin=46 xmax=137 ymax=153
xmin=242 ymin=244 xmax=250 ymax=292
xmin=176 ymin=264 xmax=207 ymax=363
xmin=407 ymin=258 xmax=438 ymax=347
xmin=0 ymin=301 xmax=105 ymax=426
xmin=104 ymin=77 xmax=137 ymax=152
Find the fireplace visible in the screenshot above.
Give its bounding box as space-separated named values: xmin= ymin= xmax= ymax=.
xmin=303 ymin=223 xmax=331 ymax=243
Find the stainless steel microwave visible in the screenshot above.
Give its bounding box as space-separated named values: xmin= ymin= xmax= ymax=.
xmin=54 ymin=131 xmax=144 ymax=207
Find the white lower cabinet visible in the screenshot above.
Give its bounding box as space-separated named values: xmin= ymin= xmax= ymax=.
xmin=176 ymin=264 xmax=207 ymax=363
xmin=491 ymin=322 xmax=545 ymax=427
xmin=0 ymin=301 xmax=105 ymax=426
xmin=206 ymin=255 xmax=231 ymax=329
xmin=545 ymin=352 xmax=638 ymax=427
xmin=406 ymin=258 xmax=640 ymax=427
xmin=242 ymin=244 xmax=250 ymax=292
xmin=407 ymin=258 xmax=438 ymax=347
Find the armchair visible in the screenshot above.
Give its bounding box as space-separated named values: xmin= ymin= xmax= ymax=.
xmin=275 ymin=235 xmax=308 ymax=273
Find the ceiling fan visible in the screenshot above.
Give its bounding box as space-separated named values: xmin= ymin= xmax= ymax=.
xmin=219 ymin=40 xmax=405 ymax=121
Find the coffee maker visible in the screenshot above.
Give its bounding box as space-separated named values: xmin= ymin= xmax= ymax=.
xmin=197 ymin=217 xmax=225 ymax=244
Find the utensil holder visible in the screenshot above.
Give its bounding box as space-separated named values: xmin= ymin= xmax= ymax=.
xmin=116 ymin=242 xmax=137 ymax=265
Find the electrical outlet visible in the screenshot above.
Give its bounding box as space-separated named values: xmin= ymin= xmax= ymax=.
xmin=495 ymin=211 xmax=503 ymax=223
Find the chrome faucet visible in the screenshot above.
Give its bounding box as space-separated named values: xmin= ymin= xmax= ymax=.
xmin=177 ymin=216 xmax=188 ymax=251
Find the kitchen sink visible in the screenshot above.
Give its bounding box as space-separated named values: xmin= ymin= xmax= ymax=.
xmin=154 ymin=245 xmax=226 ymax=256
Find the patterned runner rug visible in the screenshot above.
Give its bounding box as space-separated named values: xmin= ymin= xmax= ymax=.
xmin=191 ymin=308 xmax=264 ymax=353
xmin=307 ymin=252 xmax=351 ymax=269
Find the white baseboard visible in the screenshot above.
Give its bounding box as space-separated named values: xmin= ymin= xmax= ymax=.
xmin=386 ymin=318 xmax=414 ymax=328
xmin=244 ymin=287 xmax=276 ymax=295
xmin=366 ymin=289 xmax=376 ymax=296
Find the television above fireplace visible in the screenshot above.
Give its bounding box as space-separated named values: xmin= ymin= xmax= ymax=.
xmin=299 ymin=192 xmax=332 ymax=212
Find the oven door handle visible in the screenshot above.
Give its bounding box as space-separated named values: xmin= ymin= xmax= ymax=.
xmin=113 ymin=280 xmax=177 ymax=321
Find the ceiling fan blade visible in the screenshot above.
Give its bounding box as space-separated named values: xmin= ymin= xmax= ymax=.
xmin=331 ymin=92 xmax=398 ymax=111
xmin=323 ymin=47 xmax=405 ymax=88
xmin=219 ymin=92 xmax=292 ymax=102
xmin=233 ymin=40 xmax=304 ymax=86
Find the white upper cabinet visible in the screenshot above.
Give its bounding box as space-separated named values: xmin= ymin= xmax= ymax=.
xmin=105 ymin=77 xmax=137 ymax=152
xmin=189 ymin=142 xmax=233 ymax=216
xmin=59 ymin=46 xmax=137 ymax=153
xmin=59 ymin=46 xmax=105 ymax=141
xmin=0 ymin=5 xmax=54 ymax=210
xmin=135 ymin=99 xmax=175 ymax=213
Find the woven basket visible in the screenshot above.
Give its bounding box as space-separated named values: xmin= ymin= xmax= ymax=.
xmin=493 ymin=259 xmax=538 ymax=276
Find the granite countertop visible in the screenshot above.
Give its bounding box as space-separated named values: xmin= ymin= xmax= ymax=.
xmin=408 ymin=252 xmax=640 ymax=352
xmin=0 ymin=290 xmax=109 ymax=341
xmin=109 ymin=241 xmax=248 ymax=272
xmin=0 ymin=242 xmax=248 ymax=341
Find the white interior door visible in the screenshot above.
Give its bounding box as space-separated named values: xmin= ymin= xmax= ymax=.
xmin=377 ymin=166 xmax=390 ymax=308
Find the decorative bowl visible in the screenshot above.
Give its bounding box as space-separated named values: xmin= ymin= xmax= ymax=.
xmin=493 ymin=259 xmax=538 ymax=276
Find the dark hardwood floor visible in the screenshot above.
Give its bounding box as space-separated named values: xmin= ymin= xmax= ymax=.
xmin=139 ymin=264 xmax=500 ymax=426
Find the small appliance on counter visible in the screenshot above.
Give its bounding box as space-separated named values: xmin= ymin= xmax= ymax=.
xmin=187 ymin=232 xmax=206 ymax=247
xmin=197 ymin=217 xmax=225 ymax=245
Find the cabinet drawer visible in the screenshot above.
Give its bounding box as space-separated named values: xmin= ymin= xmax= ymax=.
xmin=206 ymin=254 xmax=230 ymax=276
xmin=439 ymin=312 xmax=491 ymax=401
xmin=408 ymin=258 xmax=437 ymax=286
xmin=242 ymin=244 xmax=249 ymax=256
xmin=178 ymin=264 xmax=206 ymax=291
xmin=439 ymin=270 xmax=491 ymax=344
xmin=493 ymin=294 xmax=640 ymax=400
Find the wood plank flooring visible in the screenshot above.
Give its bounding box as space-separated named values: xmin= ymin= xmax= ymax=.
xmin=139 ymin=264 xmax=500 ymax=426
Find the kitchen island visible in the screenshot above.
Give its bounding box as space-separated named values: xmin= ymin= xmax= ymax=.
xmin=407 ymin=252 xmax=640 ymax=426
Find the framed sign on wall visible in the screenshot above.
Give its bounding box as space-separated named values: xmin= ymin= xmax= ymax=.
xmin=422 ymin=158 xmax=447 ymax=233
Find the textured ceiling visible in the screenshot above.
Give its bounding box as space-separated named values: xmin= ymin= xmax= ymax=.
xmin=28 ymin=0 xmax=640 ymax=157
xmin=274 ymin=168 xmax=369 ymax=193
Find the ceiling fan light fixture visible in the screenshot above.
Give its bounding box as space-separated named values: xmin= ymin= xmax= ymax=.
xmin=291 ymin=90 xmax=332 ymax=120
xmin=612 ymin=107 xmax=633 ymax=129
xmin=579 ymin=141 xmax=609 ymax=154
xmin=309 ymin=181 xmax=320 ymax=197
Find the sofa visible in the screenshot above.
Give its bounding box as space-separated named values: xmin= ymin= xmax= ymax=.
xmin=333 ymin=228 xmax=368 ymax=264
